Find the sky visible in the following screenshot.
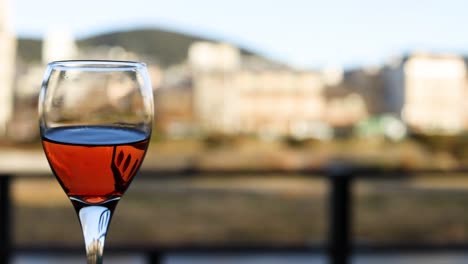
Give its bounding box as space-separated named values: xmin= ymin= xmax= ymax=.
xmin=8 ymin=0 xmax=468 ymax=69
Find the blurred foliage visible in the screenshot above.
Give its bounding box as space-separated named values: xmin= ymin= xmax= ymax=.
xmin=409 ymin=132 xmax=468 ymax=162
xmin=16 ymin=176 xmax=468 ymax=244
xmin=281 ymin=135 xmax=320 ymax=148
xmin=202 ymin=133 xmax=239 ymax=149
xmin=355 ymin=179 xmax=468 ymax=243
xmin=282 ymin=136 xmax=305 ymax=148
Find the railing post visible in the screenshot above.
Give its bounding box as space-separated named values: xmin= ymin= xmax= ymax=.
xmin=328 ymin=163 xmax=353 ymax=264
xmin=0 ymin=175 xmax=12 ymax=264
xmin=148 ymin=251 xmax=163 ymax=264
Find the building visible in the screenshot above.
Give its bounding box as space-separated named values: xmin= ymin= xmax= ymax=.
xmin=324 ymin=68 xmax=379 ymax=127
xmin=234 ymin=70 xmax=328 ymax=138
xmin=0 ymin=0 xmax=16 ymax=135
xmin=188 ymin=41 xmax=329 ymax=139
xmin=42 ymin=28 xmax=78 ymax=63
xmin=189 ymin=42 xmax=242 ymax=133
xmin=383 ymin=53 xmax=466 ymax=134
xmin=155 ymin=65 xmax=194 ymax=138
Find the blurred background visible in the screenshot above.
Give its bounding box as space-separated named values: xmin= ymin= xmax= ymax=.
xmin=3 ymin=0 xmax=468 ymax=263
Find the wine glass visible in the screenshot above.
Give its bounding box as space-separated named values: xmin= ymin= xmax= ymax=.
xmin=38 ymin=60 xmax=154 ymax=263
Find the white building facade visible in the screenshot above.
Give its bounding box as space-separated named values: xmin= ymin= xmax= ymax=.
xmin=188 ymin=41 xmax=328 ymax=138
xmin=384 ymin=53 xmax=467 ymax=134
xmin=0 ymin=0 xmax=16 ymax=135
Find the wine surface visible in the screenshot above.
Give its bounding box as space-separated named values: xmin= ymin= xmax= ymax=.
xmin=42 ymin=126 xmax=149 ymax=204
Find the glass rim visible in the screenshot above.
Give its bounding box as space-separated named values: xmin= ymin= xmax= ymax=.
xmin=47 ymin=60 xmax=147 ymax=71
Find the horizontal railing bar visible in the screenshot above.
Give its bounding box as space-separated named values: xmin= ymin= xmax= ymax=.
xmin=14 ymin=243 xmax=468 ymax=254
xmin=135 ymin=167 xmax=468 ymax=178
xmin=356 ymin=243 xmax=468 ymax=253
xmin=15 ymin=244 xmax=324 ymax=254
xmin=6 ymin=166 xmax=468 ymax=179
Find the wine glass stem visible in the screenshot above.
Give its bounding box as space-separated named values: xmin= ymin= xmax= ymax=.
xmin=78 ymin=206 xmax=112 ymax=264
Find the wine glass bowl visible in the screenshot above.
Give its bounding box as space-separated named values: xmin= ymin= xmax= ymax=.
xmin=39 ymin=61 xmax=153 ymax=130
xmin=38 ymin=60 xmax=153 ymax=263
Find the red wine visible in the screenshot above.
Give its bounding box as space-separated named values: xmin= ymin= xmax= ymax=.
xmin=42 ymin=126 xmax=149 ymax=205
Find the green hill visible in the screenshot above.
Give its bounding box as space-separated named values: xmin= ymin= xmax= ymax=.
xmin=17 ymin=38 xmax=42 ymax=62
xmin=17 ymin=28 xmax=257 ymax=66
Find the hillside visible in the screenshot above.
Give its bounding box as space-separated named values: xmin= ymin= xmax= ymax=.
xmin=17 ymin=38 xmax=42 ymax=62
xmin=17 ymin=28 xmax=257 ymax=66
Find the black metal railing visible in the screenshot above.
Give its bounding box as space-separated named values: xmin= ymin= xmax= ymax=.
xmin=2 ymin=165 xmax=468 ymax=264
